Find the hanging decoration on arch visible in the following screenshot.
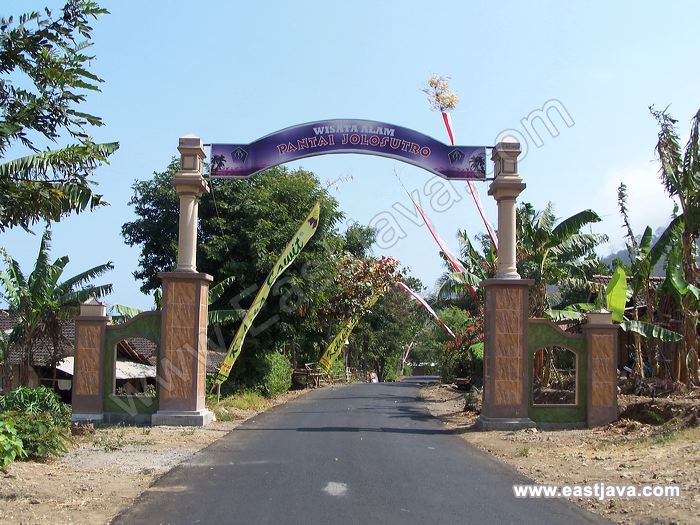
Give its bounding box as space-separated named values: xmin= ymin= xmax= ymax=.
xmin=209 ymin=119 xmax=487 ymax=181
xmin=422 ymin=74 xmax=498 ymax=253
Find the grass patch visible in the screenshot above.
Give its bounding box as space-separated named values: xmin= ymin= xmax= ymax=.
xmin=516 ymin=446 xmax=530 ymax=457
xmin=207 ymin=390 xmax=270 ymax=422
xmin=651 ymin=429 xmax=679 ymax=446
xmin=93 ymin=428 xmax=127 ymax=451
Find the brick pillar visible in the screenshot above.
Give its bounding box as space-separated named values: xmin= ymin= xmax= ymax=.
xmin=152 ymin=272 xmax=213 ymax=426
xmin=72 ymin=298 xmax=109 ymax=423
xmin=479 ymin=280 xmax=535 ymax=430
xmin=583 ymin=311 xmax=619 ymax=427
xmin=151 ymin=135 xmax=214 ymax=426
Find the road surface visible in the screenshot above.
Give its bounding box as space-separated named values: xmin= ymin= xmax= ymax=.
xmin=114 ymin=378 xmax=605 ymax=525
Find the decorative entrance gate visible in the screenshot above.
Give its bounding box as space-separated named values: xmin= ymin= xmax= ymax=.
xmin=71 ymin=122 xmax=618 ymax=428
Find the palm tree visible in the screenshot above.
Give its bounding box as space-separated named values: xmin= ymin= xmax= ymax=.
xmin=652 ymin=106 xmax=700 ymax=385
xmin=0 ymin=229 xmax=113 ymax=385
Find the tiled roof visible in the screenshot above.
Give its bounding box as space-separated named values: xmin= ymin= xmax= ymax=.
xmin=1 ymin=311 xmax=74 ymax=366
xmin=2 ymin=310 xmax=224 ymax=373
xmin=117 ymin=337 xmax=158 ymax=365
xmin=591 ymin=274 xmax=665 ymax=288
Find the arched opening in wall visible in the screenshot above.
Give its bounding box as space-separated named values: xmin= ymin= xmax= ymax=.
xmin=532 ymin=346 xmax=577 ymax=405
xmin=112 ymin=337 xmax=158 ymax=397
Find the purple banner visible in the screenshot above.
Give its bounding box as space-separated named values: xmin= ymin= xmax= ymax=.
xmin=210 ymin=119 xmax=486 ymax=180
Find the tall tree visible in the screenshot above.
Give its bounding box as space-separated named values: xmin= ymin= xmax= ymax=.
xmin=0 ymin=230 xmax=113 ymax=384
xmin=0 ymin=1 xmax=118 ymax=231
xmin=122 ymin=160 xmax=349 ymax=382
xmin=652 ymin=106 xmax=700 ymax=385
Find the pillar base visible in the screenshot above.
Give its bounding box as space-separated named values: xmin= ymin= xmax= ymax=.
xmin=476 ymin=416 xmax=536 ymax=431
xmin=71 ymin=413 xmax=104 ymax=424
xmin=151 ymin=409 xmax=214 ymax=427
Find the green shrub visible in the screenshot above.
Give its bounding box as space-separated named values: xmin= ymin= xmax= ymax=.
xmin=383 ymin=363 xmax=398 ymax=382
xmin=402 ymin=363 xmax=413 ymax=377
xmin=0 ymin=386 xmax=71 ymax=425
xmin=6 ymin=411 xmax=71 ymax=459
xmin=329 ymin=358 xmax=346 ymax=379
xmin=255 ymin=352 xmax=292 ymax=398
xmin=0 ymin=419 xmax=26 ymax=469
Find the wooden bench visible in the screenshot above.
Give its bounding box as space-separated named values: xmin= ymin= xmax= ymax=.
xmin=293 ymin=364 xmax=324 ymax=388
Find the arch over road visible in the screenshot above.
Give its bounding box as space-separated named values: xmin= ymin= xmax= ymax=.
xmin=209 ymin=119 xmax=487 ymax=180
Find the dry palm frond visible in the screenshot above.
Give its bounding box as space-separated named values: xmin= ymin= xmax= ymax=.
xmin=422 ymin=75 xmax=459 ymax=112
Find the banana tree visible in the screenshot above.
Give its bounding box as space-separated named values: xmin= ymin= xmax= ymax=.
xmin=435 ymin=230 xmax=495 ymax=311
xmin=652 ymin=106 xmax=700 ymax=385
xmin=616 ymin=182 xmax=683 ymax=377
xmin=605 ymin=266 xmax=681 ymax=378
xmin=662 ymin=240 xmax=700 ymax=382
xmin=0 ymin=229 xmax=113 ymax=385
xmin=516 ymin=202 xmax=608 ymax=317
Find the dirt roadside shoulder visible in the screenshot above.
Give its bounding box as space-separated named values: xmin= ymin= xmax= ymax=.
xmin=420 ymin=384 xmax=699 ymax=525
xmin=0 ymin=389 xmax=309 ymax=525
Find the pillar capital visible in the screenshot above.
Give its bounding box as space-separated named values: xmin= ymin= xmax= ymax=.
xmin=583 ymin=310 xmax=614 ymax=327
xmin=492 ymin=138 xmax=521 ymax=177
xmin=79 ymin=296 xmax=108 ymax=319
xmin=489 ymin=139 xmax=525 ymax=202
xmin=175 ymin=135 xmax=209 ymax=197
xmin=173 ymin=173 xmax=209 ymax=198
xmin=177 ymin=134 xmax=207 ymax=174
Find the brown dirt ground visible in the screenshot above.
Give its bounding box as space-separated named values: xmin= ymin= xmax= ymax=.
xmin=420 ymin=384 xmax=700 ymax=525
xmin=0 ymin=389 xmax=308 ymax=525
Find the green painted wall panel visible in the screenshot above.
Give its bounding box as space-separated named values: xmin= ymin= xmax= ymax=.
xmin=102 ymin=312 xmax=161 ymax=414
xmin=527 ymin=320 xmax=587 ymax=423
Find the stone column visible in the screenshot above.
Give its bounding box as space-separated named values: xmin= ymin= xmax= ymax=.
xmin=489 ymin=138 xmax=525 ymax=279
xmin=175 ymin=135 xmax=209 ymax=272
xmin=151 ymin=135 xmax=214 ymax=426
xmin=478 ymin=139 xmax=536 ymax=430
xmin=71 ymin=298 xmax=109 ymax=423
xmin=583 ymin=311 xmax=619 ymax=427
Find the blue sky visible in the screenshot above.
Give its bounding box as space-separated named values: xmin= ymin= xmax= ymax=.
xmin=2 ymin=0 xmax=699 ymax=309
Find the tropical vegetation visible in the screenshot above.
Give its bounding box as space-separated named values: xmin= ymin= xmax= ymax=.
xmin=0 ymin=230 xmax=113 ymax=385
xmin=0 ymin=1 xmax=118 ymax=232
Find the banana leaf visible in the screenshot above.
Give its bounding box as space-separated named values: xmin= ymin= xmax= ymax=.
xmin=606 ymin=266 xmax=627 ymax=323
xmin=621 ymin=320 xmax=682 ymax=342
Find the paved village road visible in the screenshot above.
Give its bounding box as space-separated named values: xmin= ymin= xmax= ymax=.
xmin=114 ymin=378 xmax=606 ymax=525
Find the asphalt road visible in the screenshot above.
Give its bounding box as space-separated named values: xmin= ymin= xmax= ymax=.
xmin=114 ymin=378 xmax=605 ymax=525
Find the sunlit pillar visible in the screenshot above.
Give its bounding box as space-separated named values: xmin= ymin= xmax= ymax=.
xmin=488 ymin=138 xmax=525 ymax=278
xmin=174 ymin=135 xmax=208 ymax=272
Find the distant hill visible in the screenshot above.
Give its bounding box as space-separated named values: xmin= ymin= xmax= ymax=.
xmin=601 ymin=226 xmax=699 ymax=276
